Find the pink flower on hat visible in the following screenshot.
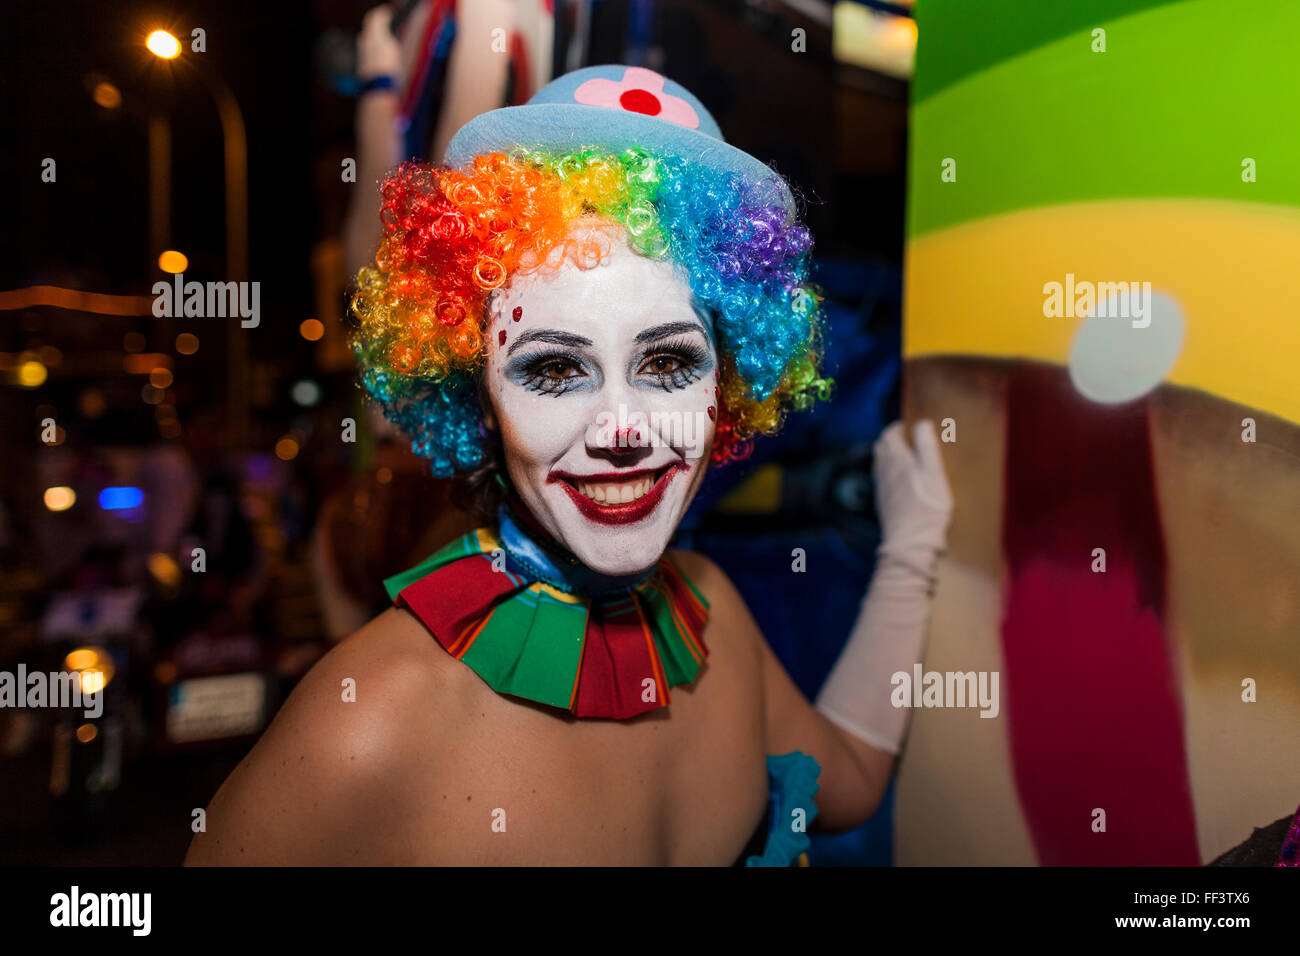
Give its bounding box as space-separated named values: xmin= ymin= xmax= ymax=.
xmin=573 ymin=66 xmax=701 ymax=129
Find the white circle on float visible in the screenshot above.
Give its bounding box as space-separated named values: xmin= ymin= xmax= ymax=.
xmin=1068 ymin=288 xmax=1185 ymax=404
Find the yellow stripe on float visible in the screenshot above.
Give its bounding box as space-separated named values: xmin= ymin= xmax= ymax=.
xmin=903 ymin=199 xmax=1300 ymax=426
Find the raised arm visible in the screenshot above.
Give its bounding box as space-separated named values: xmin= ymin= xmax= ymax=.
xmin=342 ymin=6 xmax=405 ymax=277
xmin=763 ymin=419 xmax=953 ymax=830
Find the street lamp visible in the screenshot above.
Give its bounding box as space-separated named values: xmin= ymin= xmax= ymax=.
xmin=147 ymin=28 xmax=250 ymax=447
xmin=146 ymin=30 xmax=181 ymax=59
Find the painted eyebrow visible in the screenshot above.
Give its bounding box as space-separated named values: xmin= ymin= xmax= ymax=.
xmin=505 ymin=329 xmax=594 ymax=357
xmin=634 ymin=320 xmax=709 ymax=344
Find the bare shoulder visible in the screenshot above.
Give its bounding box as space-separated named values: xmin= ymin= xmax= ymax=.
xmin=669 ymin=548 xmax=741 ymax=608
xmin=185 ymin=608 xmax=473 ymax=865
xmin=667 ymin=548 xmax=762 ymax=652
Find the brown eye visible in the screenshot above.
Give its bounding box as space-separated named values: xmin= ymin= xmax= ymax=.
xmin=633 ymin=340 xmax=707 ymax=392
xmin=641 ymin=354 xmax=684 ymax=375
xmin=541 ymin=360 xmax=581 ymax=379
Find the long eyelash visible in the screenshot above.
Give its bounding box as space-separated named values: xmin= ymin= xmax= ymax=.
xmin=641 ymin=337 xmax=710 ymax=391
xmin=516 ymin=349 xmax=587 ymax=396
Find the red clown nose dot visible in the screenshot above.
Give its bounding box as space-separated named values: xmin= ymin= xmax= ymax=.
xmin=498 ymin=330 xmax=507 ymax=346
xmin=619 ymin=88 xmax=661 ymax=116
xmin=512 ymin=306 xmax=522 ymax=322
xmin=707 ymin=405 xmax=716 ymax=420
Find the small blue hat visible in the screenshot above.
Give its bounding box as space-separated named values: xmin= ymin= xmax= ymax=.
xmin=444 ymin=64 xmax=793 ymax=213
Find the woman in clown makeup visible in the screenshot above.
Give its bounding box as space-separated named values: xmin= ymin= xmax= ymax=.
xmin=187 ymin=65 xmax=952 ymax=866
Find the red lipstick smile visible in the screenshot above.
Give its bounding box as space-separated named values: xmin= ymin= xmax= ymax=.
xmin=549 ymin=463 xmax=687 ymax=526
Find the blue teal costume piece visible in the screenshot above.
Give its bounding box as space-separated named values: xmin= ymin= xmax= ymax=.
xmin=744 ymin=752 xmax=822 ymax=867
xmin=497 ymin=501 xmax=655 ymax=597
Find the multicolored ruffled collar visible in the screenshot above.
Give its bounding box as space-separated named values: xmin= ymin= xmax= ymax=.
xmin=384 ymin=502 xmax=710 ymax=719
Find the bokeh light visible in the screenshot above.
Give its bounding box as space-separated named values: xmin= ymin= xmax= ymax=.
xmin=99 ymin=487 xmax=144 ymax=510
xmin=78 ymin=389 xmax=106 ymax=418
xmin=275 ymin=436 xmax=300 ymax=461
xmin=158 ymin=250 xmax=189 ymax=274
xmin=154 ymin=662 xmax=179 ymax=685
xmin=147 ymin=552 xmax=182 ymax=588
xmin=92 ymin=82 xmax=121 ymax=109
xmin=17 ymin=360 xmax=47 ymax=388
xmin=150 ymin=367 xmax=173 ymax=389
xmin=43 ymin=487 xmax=76 ymax=512
xmin=175 ymin=333 xmax=200 ymax=355
xmin=146 ymin=30 xmax=180 ymax=59
xmin=80 ymin=671 xmax=108 ymax=695
xmin=291 ymin=379 xmax=321 ymax=407
xmin=299 ymin=319 xmax=324 ymax=341
xmin=64 ymin=647 xmax=115 ymax=695
xmin=65 ymin=648 xmax=100 ymax=671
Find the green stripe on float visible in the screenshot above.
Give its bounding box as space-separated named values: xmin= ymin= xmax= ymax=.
xmin=908 ymin=0 xmax=1300 ymax=238
xmin=912 ymin=0 xmax=1184 ymax=103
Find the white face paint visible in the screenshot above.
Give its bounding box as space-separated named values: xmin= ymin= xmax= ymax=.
xmin=483 ymin=220 xmax=718 ymax=576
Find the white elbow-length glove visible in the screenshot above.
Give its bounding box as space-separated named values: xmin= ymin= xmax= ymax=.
xmin=815 ymin=419 xmax=954 ymax=755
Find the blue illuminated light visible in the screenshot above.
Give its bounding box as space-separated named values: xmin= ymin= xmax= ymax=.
xmin=98 ymin=487 xmax=144 ymax=510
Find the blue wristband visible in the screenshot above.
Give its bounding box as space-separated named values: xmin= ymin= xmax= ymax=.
xmin=359 ymin=74 xmax=396 ymax=94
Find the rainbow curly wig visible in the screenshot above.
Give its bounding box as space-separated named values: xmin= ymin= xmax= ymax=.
xmin=351 ymin=146 xmax=832 ymax=477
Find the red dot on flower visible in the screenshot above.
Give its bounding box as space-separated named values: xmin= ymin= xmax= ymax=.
xmin=707 ymin=405 xmax=716 ymax=421
xmin=512 ymin=306 xmax=522 ymax=322
xmin=498 ymin=330 xmax=507 ymax=346
xmin=619 ymin=89 xmax=661 ymax=116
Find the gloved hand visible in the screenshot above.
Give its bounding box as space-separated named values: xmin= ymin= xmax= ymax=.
xmin=357 ymin=5 xmax=403 ymax=82
xmin=872 ymin=419 xmax=953 ymax=582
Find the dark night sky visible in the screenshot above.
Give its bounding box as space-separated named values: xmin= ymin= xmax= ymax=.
xmin=6 ymin=0 xmax=907 ymax=296
xmin=4 ymin=0 xmax=908 ymax=391
xmin=8 ymin=1 xmax=324 ymax=308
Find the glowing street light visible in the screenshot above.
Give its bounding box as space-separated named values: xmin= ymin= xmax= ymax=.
xmin=146 ymin=30 xmax=181 ymax=59
xmin=158 ymin=250 xmax=188 ymax=273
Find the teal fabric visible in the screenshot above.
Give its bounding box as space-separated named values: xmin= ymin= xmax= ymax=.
xmin=497 ymin=501 xmax=653 ymax=597
xmin=746 ymin=751 xmax=822 ymax=867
